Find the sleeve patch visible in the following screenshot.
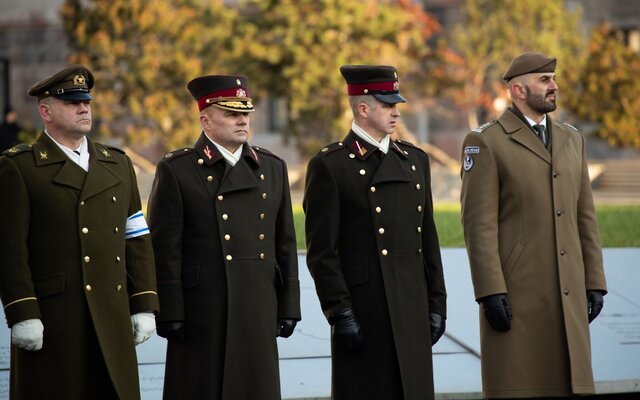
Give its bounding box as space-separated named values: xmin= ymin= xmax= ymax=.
xmin=464 ymin=146 xmax=480 ymax=155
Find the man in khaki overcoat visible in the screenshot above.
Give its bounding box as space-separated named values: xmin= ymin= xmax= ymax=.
xmin=460 ymin=52 xmax=607 ymax=399
xmin=0 ymin=65 xmax=159 ymax=399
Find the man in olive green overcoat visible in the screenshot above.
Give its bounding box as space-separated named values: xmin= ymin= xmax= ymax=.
xmin=460 ymin=52 xmax=607 ymax=399
xmin=0 ymin=65 xmax=159 ymax=399
xmin=304 ymin=65 xmax=447 ymax=400
xmin=148 ymin=74 xmax=300 ymax=399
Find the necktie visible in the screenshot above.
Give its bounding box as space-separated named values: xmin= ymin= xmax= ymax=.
xmin=533 ymin=124 xmax=547 ymax=146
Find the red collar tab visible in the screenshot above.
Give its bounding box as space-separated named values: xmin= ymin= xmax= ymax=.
xmin=347 ymin=81 xmax=399 ymax=96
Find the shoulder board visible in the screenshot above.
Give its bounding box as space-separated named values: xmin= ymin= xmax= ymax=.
xmin=252 ymin=146 xmax=282 ymax=160
xmin=2 ymin=144 xmax=33 ymax=157
xmin=102 ymin=144 xmax=126 ymax=155
xmin=163 ymin=148 xmax=193 ymax=161
xmin=394 ymin=139 xmax=425 ymax=154
xmin=472 ymin=120 xmax=496 ymax=134
xmin=316 ymin=141 xmax=345 ymax=157
xmin=562 ymin=122 xmax=579 ymax=132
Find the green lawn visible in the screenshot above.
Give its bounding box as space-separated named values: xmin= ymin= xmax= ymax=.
xmin=293 ymin=203 xmax=640 ymax=249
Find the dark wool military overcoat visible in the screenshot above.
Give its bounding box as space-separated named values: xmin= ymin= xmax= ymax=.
xmin=148 ymin=133 xmax=300 ymax=400
xmin=460 ymin=109 xmax=607 ymax=398
xmin=304 ymin=131 xmax=447 ymax=400
xmin=0 ymin=133 xmax=159 ymax=400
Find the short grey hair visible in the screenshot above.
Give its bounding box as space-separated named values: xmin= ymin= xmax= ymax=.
xmin=348 ymin=95 xmax=378 ymax=116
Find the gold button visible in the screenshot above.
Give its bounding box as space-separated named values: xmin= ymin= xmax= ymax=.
xmin=82 ymin=227 xmax=89 ymax=234
xmin=222 ymin=214 xmax=229 ymax=220
xmin=86 ymin=285 xmax=92 ymax=291
xmin=259 ymin=253 xmax=265 ymax=260
xmin=198 ymin=159 xmax=204 ymax=165
xmin=112 ymin=196 xmax=117 ymax=203
xmin=375 ymin=207 xmax=382 ymax=213
xmin=259 ymin=233 xmax=265 ymax=240
xmin=370 ymin=186 xmax=376 ymax=193
xmin=80 ymin=201 xmax=85 ymax=206
xmin=260 ymin=174 xmax=265 ymax=180
xmin=359 ymin=169 xmax=366 ymax=176
xmin=418 ymin=248 xmax=422 ymax=253
xmin=417 ymin=206 xmax=423 ymax=212
xmin=224 ymin=234 xmax=231 ymax=240
xmin=415 ymin=184 xmax=421 ymax=190
xmin=378 ymin=228 xmax=385 ymax=234
xmin=349 ymin=153 xmax=356 ymax=159
xmin=417 ymin=227 xmax=422 ymax=233
xmin=114 ymin=227 xmax=119 ymax=233
xmin=226 ymin=255 xmax=232 ymax=261
xmin=218 ymin=195 xmax=224 ymax=201
xmin=84 ymin=256 xmax=90 ymax=263
xmin=116 ymin=256 xmax=121 ymax=262
xmin=404 ymin=151 xmax=408 ymax=155
xmin=338 ymin=142 xmax=343 ymax=146
xmin=259 ymin=213 xmax=265 ymax=220
xmin=321 ymin=147 xmax=328 ymax=152
xmin=207 ymin=176 xmax=213 ymax=182
xmin=381 ymin=249 xmax=388 ymax=256
xmin=261 ymin=193 xmax=267 ymax=199
xmin=116 ymin=285 xmax=122 ymax=291
xmin=411 ymin=165 xmax=416 ymax=171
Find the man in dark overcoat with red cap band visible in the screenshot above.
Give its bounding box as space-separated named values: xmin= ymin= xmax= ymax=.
xmin=148 ymin=74 xmax=300 ymax=399
xmin=304 ymin=65 xmax=447 ymax=400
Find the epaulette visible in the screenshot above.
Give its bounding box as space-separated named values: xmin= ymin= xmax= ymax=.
xmin=163 ymin=148 xmax=193 ymax=161
xmin=562 ymin=122 xmax=579 ymax=132
xmin=395 ymin=139 xmax=426 ymax=154
xmin=252 ymin=146 xmax=282 ymax=160
xmin=2 ymin=144 xmax=33 ymax=157
xmin=472 ymin=120 xmax=496 ymax=134
xmin=317 ymin=141 xmax=345 ymax=157
xmin=102 ymin=144 xmax=126 ymax=155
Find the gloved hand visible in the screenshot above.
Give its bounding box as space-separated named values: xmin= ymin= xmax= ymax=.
xmin=430 ymin=312 xmax=446 ymax=345
xmin=329 ymin=308 xmax=364 ymax=353
xmin=11 ymin=318 xmax=44 ymax=351
xmin=587 ymin=290 xmax=605 ymax=323
xmin=131 ymin=312 xmax=156 ymax=345
xmin=157 ymin=321 xmax=185 ymax=341
xmin=481 ymin=293 xmax=512 ymax=332
xmin=277 ymin=319 xmax=297 ymax=338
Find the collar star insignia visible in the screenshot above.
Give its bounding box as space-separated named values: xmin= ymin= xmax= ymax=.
xmin=101 ymin=149 xmax=110 ymax=157
xmin=39 ymin=151 xmax=48 ymax=160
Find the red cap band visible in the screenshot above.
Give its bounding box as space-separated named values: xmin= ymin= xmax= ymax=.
xmin=196 ymin=87 xmax=249 ymax=111
xmin=347 ymin=81 xmax=397 ymax=96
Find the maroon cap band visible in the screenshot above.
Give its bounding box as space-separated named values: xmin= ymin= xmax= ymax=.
xmin=196 ymin=87 xmax=249 ymax=111
xmin=347 ymin=81 xmax=397 ymax=96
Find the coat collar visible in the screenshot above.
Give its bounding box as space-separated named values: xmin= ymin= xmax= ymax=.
xmin=498 ymin=108 xmax=551 ymax=164
xmin=194 ymin=132 xmax=261 ymax=168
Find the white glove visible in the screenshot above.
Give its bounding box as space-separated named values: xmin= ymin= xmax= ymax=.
xmin=131 ymin=312 xmax=156 ymax=345
xmin=12 ymin=318 xmax=44 ymax=351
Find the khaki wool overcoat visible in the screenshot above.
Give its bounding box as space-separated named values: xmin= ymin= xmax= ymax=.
xmin=0 ymin=133 xmax=159 ymax=400
xmin=460 ymin=109 xmax=607 ymax=398
xmin=304 ymin=131 xmax=447 ymax=400
xmin=148 ymin=134 xmax=300 ymax=400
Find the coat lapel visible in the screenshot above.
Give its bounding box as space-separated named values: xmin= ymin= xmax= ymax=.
xmin=33 ymin=133 xmax=86 ymax=190
xmin=549 ymin=118 xmax=570 ymax=158
xmin=218 ymin=143 xmax=261 ymax=195
xmin=80 ymin=140 xmax=121 ymax=201
xmin=500 ymin=109 xmax=551 ymax=164
xmin=370 ymin=144 xmax=412 ymax=185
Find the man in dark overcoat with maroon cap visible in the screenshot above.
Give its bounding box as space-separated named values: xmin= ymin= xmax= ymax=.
xmin=0 ymin=65 xmax=159 ymax=399
xmin=148 ymin=74 xmax=300 ymax=399
xmin=460 ymin=52 xmax=607 ymax=398
xmin=304 ymin=65 xmax=447 ymax=400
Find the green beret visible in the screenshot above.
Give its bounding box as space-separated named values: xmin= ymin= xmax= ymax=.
xmin=503 ymin=52 xmax=557 ymax=82
xmin=28 ymin=65 xmax=94 ymax=101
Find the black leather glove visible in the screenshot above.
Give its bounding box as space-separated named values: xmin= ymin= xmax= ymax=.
xmin=587 ymin=290 xmax=605 ymax=323
xmin=277 ymin=319 xmax=297 ymax=338
xmin=481 ymin=294 xmax=512 ymax=332
xmin=430 ymin=312 xmax=446 ymax=345
xmin=328 ymin=308 xmax=364 ymax=353
xmin=157 ymin=321 xmax=185 ymax=341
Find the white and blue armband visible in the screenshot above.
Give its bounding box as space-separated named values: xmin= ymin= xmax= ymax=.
xmin=126 ymin=210 xmax=150 ymax=239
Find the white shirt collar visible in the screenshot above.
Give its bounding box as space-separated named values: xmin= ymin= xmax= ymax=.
xmin=45 ymin=130 xmax=90 ymax=171
xmin=204 ymin=133 xmax=243 ymax=166
xmin=524 ymin=114 xmax=547 ymax=129
xmin=351 ymin=121 xmax=390 ymax=154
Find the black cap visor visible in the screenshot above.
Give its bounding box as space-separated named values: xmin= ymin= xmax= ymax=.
xmin=374 ymin=93 xmax=406 ymax=104
xmin=54 ymin=90 xmax=94 ymax=101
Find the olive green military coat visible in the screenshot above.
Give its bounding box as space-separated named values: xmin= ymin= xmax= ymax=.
xmin=148 ymin=134 xmax=300 ymax=400
xmin=460 ymin=109 xmax=607 ymax=398
xmin=304 ymin=131 xmax=447 ymax=400
xmin=0 ymin=133 xmax=159 ymax=400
